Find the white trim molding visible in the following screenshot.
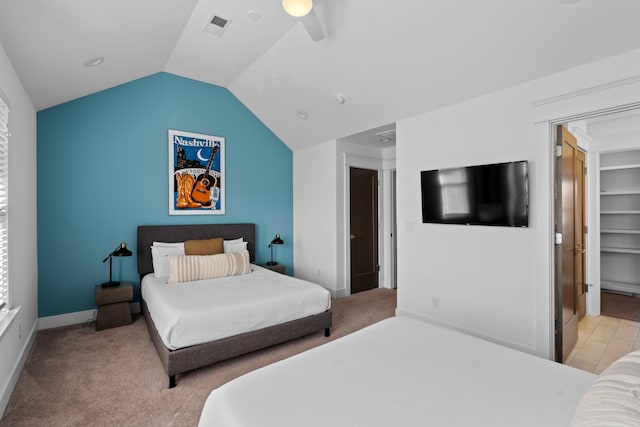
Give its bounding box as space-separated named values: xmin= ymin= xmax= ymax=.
xmin=0 ymin=317 xmax=36 ymax=418
xmin=38 ymin=302 xmax=140 ymax=330
xmin=38 ymin=309 xmax=96 ymax=330
xmin=531 ymin=74 xmax=640 ymax=107
xmin=0 ymin=306 xmax=18 ymax=338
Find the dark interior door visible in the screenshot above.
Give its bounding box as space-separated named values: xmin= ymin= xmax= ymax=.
xmin=350 ymin=167 xmax=379 ymax=294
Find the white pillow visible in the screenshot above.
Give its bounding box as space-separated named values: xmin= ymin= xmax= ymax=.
xmin=224 ymin=241 xmax=248 ymax=253
xmin=151 ymin=245 xmax=185 ymax=277
xmin=167 ymin=250 xmax=251 ymax=284
xmin=223 ymin=238 xmax=243 ymax=253
xmin=153 ymin=241 xmax=184 ymax=248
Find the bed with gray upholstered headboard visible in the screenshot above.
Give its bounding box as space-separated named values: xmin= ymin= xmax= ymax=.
xmin=137 ymin=223 xmax=332 ymax=388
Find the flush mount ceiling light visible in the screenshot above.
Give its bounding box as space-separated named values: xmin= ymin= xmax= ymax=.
xmin=83 ymin=56 xmax=104 ymax=67
xmin=282 ymin=0 xmax=313 ymax=17
xmin=296 ymin=109 xmax=309 ymax=120
xmin=375 ymin=128 xmax=396 ymax=144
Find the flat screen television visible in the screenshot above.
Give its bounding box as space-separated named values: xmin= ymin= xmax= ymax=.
xmin=420 ymin=160 xmax=529 ymax=227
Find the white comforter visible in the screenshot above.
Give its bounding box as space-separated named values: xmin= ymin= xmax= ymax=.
xmin=141 ymin=265 xmax=331 ymax=350
xmin=199 ymin=316 xmax=596 ymax=427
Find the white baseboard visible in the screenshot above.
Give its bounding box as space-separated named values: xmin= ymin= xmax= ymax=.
xmin=0 ymin=319 xmax=37 ymax=418
xmin=395 ymin=308 xmax=535 ymax=356
xmin=38 ymin=309 xmax=96 ymax=330
xmin=38 ymin=302 xmax=140 ymax=330
xmin=333 ymin=288 xmax=347 ymax=298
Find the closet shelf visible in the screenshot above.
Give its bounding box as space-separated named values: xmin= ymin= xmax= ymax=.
xmin=601 ymin=247 xmax=640 ymax=254
xmin=600 ymin=190 xmax=640 ymax=196
xmin=601 ymin=229 xmax=640 ymax=235
xmin=601 ymin=210 xmax=640 ymax=215
xmin=600 ymin=150 xmax=640 ymax=293
xmin=600 ymin=163 xmax=640 ymax=171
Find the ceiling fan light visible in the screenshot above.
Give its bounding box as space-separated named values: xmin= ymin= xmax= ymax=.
xmin=282 ymin=0 xmax=313 ymax=17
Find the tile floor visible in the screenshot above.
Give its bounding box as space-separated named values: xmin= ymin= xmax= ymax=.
xmin=566 ymin=315 xmax=640 ymax=374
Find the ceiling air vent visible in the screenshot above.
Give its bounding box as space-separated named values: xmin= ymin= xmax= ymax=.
xmin=204 ymin=14 xmax=231 ymax=37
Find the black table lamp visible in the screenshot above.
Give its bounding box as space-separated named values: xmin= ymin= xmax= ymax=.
xmin=267 ymin=234 xmax=284 ymax=266
xmin=102 ymin=242 xmax=133 ymax=287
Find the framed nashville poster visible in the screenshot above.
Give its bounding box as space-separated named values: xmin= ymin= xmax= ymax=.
xmin=168 ymin=129 xmax=225 ymax=215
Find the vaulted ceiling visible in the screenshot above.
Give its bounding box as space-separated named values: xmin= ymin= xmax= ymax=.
xmin=2 ymin=0 xmax=640 ymax=151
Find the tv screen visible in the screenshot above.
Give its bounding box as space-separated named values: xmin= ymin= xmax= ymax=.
xmin=420 ymin=160 xmax=529 ymax=227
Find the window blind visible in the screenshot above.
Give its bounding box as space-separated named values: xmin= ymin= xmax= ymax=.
xmin=0 ymin=97 xmax=8 ymax=311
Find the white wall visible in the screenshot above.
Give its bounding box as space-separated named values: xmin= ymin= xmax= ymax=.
xmin=292 ymin=48 xmax=640 ymax=358
xmin=396 ymin=48 xmax=640 ymax=358
xmin=0 ymin=41 xmax=38 ymax=415
xmin=293 ymin=140 xmax=339 ymax=293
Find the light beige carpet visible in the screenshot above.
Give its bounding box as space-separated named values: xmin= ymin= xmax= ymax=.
xmin=1 ymin=288 xmax=396 ymax=427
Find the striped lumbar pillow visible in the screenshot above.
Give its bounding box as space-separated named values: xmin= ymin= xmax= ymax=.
xmin=571 ymin=350 xmax=640 ymax=426
xmin=167 ymin=250 xmax=250 ymax=284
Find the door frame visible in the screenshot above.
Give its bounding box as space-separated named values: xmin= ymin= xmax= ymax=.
xmin=342 ymin=152 xmax=395 ymax=296
xmin=548 ymin=103 xmax=640 ymax=359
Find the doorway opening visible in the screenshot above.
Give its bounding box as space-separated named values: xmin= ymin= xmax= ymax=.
xmin=339 ymin=123 xmax=397 ymax=297
xmin=553 ymin=106 xmax=640 ymax=369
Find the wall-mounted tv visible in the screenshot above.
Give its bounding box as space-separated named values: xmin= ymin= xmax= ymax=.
xmin=420 ymin=160 xmax=529 ymax=227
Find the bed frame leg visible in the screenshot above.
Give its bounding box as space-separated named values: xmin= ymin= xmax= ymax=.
xmin=325 ymin=327 xmax=331 ymax=337
xmin=169 ymin=375 xmax=176 ymax=388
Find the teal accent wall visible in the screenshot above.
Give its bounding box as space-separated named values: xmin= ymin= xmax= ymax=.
xmin=37 ymin=72 xmax=293 ymax=317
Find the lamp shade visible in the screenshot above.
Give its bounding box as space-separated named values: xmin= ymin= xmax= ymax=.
xmin=271 ymin=234 xmax=284 ymax=245
xmin=282 ymin=0 xmax=313 ymax=17
xmin=112 ymin=242 xmax=133 ymax=257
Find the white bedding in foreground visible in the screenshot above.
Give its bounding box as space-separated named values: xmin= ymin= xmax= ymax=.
xmin=199 ymin=316 xmax=596 ymax=427
xmin=141 ymin=265 xmax=331 ymax=350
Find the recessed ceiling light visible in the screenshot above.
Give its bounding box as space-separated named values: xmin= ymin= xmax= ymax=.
xmin=335 ymin=94 xmax=346 ymax=105
xmin=83 ymin=56 xmax=105 ymax=67
xmin=379 ymin=137 xmax=391 ymax=143
xmin=247 ymin=10 xmax=261 ymax=21
xmin=296 ymin=109 xmax=309 ymax=120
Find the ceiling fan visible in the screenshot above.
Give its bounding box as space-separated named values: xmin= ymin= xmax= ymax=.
xmin=282 ymin=0 xmax=325 ymax=42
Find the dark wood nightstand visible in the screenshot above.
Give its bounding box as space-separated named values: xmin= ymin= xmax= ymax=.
xmin=263 ymin=264 xmax=285 ymax=274
xmin=95 ymin=282 xmax=133 ymax=331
